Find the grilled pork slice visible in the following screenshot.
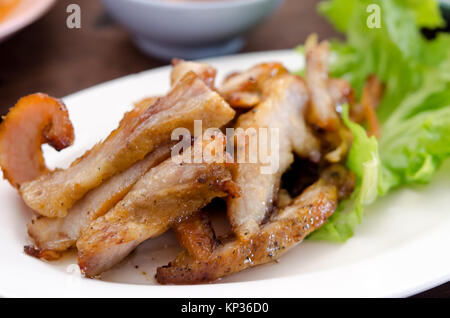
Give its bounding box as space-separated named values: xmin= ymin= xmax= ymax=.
xmin=228 ymin=74 xmax=321 ymax=239
xmin=25 ymin=144 xmax=172 ymax=260
xmin=0 ymin=94 xmax=74 ymax=189
xmin=173 ymin=211 xmax=218 ymax=261
xmin=77 ymin=132 xmax=238 ymax=277
xmin=20 ymin=72 xmax=235 ymax=218
xmin=328 ymin=78 xmax=354 ymax=108
xmin=126 ymin=96 xmax=160 ymax=121
xmin=305 ymin=35 xmax=340 ymax=131
xmin=361 ymin=75 xmax=384 ymax=138
xmin=171 ymin=59 xmax=217 ymax=90
xmin=219 ymin=62 xmax=288 ymax=108
xmin=156 ymin=179 xmax=338 ymax=284
xmin=25 ymin=96 xmax=164 ymax=259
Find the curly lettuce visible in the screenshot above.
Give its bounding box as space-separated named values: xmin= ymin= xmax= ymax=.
xmin=307 ymin=0 xmax=450 ymax=242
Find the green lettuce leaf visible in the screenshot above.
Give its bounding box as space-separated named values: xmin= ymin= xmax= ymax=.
xmin=310 ymin=105 xmax=381 ymax=242
xmin=307 ymin=0 xmax=450 ymax=241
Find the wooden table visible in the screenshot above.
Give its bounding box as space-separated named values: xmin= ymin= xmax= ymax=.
xmin=0 ymin=0 xmax=448 ymax=298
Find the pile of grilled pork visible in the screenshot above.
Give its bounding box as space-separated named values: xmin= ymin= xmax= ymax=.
xmin=0 ymin=36 xmax=382 ymax=284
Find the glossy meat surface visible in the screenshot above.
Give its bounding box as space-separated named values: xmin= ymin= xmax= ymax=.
xmin=173 ymin=212 xmax=218 ymax=261
xmin=157 ymin=179 xmax=338 ymax=284
xmin=25 ymin=144 xmax=172 ymax=260
xmin=305 ymin=35 xmax=340 ymax=131
xmin=20 ymin=73 xmax=235 ymax=218
xmin=0 ymin=93 xmax=74 ymax=188
xmin=219 ymin=63 xmax=288 ymax=108
xmin=228 ymin=74 xmax=321 ymax=239
xmin=77 ymin=133 xmax=237 ymax=277
xmin=171 ymin=59 xmax=217 ymax=90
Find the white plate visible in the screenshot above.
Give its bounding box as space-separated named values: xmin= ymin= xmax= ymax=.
xmin=0 ymin=0 xmax=55 ymax=43
xmin=1 ymin=50 xmax=449 ymax=298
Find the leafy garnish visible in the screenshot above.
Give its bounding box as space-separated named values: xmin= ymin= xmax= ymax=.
xmin=306 ymin=0 xmax=450 ymax=241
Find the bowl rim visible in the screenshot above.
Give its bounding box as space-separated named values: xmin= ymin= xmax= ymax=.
xmin=115 ymin=0 xmax=281 ymax=11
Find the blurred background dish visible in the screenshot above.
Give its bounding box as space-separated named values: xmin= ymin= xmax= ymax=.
xmin=0 ymin=0 xmax=55 ymax=43
xmin=101 ymin=0 xmax=284 ymax=60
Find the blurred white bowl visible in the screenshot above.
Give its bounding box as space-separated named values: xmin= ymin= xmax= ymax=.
xmin=0 ymin=0 xmax=55 ymax=43
xmin=101 ymin=0 xmax=284 ymax=60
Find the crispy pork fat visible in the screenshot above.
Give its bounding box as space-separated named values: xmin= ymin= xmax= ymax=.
xmin=228 ymin=73 xmax=321 ymax=239
xmin=25 ymin=144 xmax=172 ymax=260
xmin=0 ymin=94 xmax=74 ymax=188
xmin=157 ymin=178 xmax=338 ymax=284
xmin=77 ymin=132 xmax=238 ymax=277
xmin=20 ymin=72 xmax=235 ymax=218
